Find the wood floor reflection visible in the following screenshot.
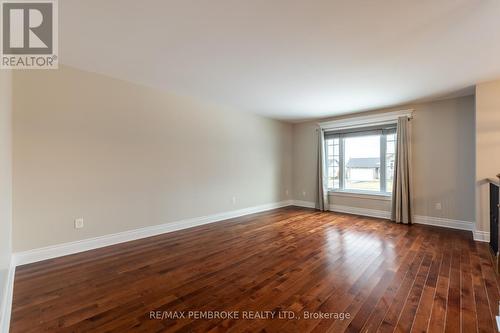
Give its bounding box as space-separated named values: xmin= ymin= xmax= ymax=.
xmin=10 ymin=207 xmax=500 ymax=332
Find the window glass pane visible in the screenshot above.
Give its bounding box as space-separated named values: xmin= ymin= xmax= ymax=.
xmin=344 ymin=135 xmax=380 ymax=192
xmin=332 ymin=156 xmax=339 ymax=189
xmin=327 ymin=144 xmax=334 ymax=156
xmin=333 ymin=144 xmax=339 ymax=156
xmin=333 ymin=138 xmax=339 ymax=189
xmin=387 ymin=141 xmax=395 ymax=154
xmin=328 ymin=166 xmax=334 ymax=189
xmin=325 ymin=131 xmax=395 ymax=194
xmin=386 ymin=134 xmax=396 ymax=192
xmin=325 ymin=138 xmax=339 ymax=189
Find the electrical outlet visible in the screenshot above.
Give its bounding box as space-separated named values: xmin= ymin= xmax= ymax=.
xmin=232 ymin=196 xmax=236 ymax=205
xmin=435 ymin=202 xmax=442 ymax=210
xmin=302 ymin=191 xmax=306 ymax=197
xmin=74 ymin=218 xmax=84 ymax=229
xmin=285 ymin=189 xmax=289 ymax=196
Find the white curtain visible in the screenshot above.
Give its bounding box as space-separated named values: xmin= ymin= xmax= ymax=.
xmin=317 ymin=128 xmax=329 ymax=211
xmin=391 ymin=116 xmax=413 ymax=224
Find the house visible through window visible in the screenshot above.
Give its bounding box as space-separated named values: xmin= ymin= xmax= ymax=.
xmin=325 ymin=125 xmax=396 ymax=195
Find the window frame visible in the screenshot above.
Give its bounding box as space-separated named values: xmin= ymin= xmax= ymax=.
xmin=324 ymin=125 xmax=396 ymax=197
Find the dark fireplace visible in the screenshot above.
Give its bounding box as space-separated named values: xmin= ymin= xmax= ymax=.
xmin=490 ymin=183 xmax=499 ymax=256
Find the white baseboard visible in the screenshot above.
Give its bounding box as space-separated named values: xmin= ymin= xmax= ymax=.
xmin=11 ymin=199 xmax=483 ymax=267
xmin=0 ymin=265 xmax=15 ymax=333
xmin=473 ymin=230 xmax=490 ymax=242
xmin=291 ymin=201 xmax=477 ymax=234
xmin=13 ymin=200 xmax=293 ymax=266
xmin=329 ymin=204 xmax=391 ymax=219
xmin=328 ymin=206 xmax=476 ymax=233
xmin=291 ymin=202 xmax=477 ymax=234
xmin=291 ymin=200 xmax=316 ymax=209
xmin=412 ymin=215 xmax=474 ymax=231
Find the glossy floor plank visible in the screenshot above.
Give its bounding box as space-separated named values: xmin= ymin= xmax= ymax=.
xmin=10 ymin=207 xmax=500 ymax=332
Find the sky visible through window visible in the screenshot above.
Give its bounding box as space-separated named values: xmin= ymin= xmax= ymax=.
xmin=345 ymin=136 xmax=379 ymax=160
xmin=344 ymin=135 xmax=380 ymax=191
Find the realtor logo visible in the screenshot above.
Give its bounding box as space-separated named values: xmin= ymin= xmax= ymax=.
xmin=1 ymin=0 xmax=58 ymax=69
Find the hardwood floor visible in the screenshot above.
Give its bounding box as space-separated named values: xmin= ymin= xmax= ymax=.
xmin=10 ymin=207 xmax=500 ymax=332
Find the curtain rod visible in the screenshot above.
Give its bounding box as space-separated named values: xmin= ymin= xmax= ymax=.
xmin=318 ymin=109 xmax=414 ymax=131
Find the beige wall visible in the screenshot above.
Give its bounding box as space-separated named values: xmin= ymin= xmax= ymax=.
xmin=476 ymin=80 xmax=500 ymax=233
xmin=292 ymin=96 xmax=475 ymax=223
xmin=9 ymin=65 xmax=480 ymax=252
xmin=0 ymin=70 xmax=12 ymax=310
xmin=12 ymin=66 xmax=292 ymax=251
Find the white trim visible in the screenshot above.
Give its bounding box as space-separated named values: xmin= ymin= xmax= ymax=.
xmin=328 ymin=190 xmax=392 ymax=201
xmin=12 ymin=200 xmax=293 ymax=266
xmin=291 ymin=200 xmax=316 ymax=209
xmin=293 ymin=202 xmax=476 ymax=234
xmin=10 ymin=200 xmax=482 ymax=267
xmin=473 ymin=230 xmax=490 ymax=242
xmin=318 ymin=109 xmax=414 ymax=131
xmin=0 ymin=266 xmax=15 ymax=333
xmin=329 ymin=204 xmax=391 ymax=219
xmin=413 ymin=215 xmax=474 ymax=231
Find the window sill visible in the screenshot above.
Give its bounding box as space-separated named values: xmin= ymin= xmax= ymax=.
xmin=328 ymin=190 xmax=392 ymax=201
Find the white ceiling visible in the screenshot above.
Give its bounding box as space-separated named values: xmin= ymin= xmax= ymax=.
xmin=60 ymin=0 xmax=500 ymax=121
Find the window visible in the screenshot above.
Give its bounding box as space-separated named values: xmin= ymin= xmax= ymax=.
xmin=325 ymin=126 xmax=396 ymax=195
